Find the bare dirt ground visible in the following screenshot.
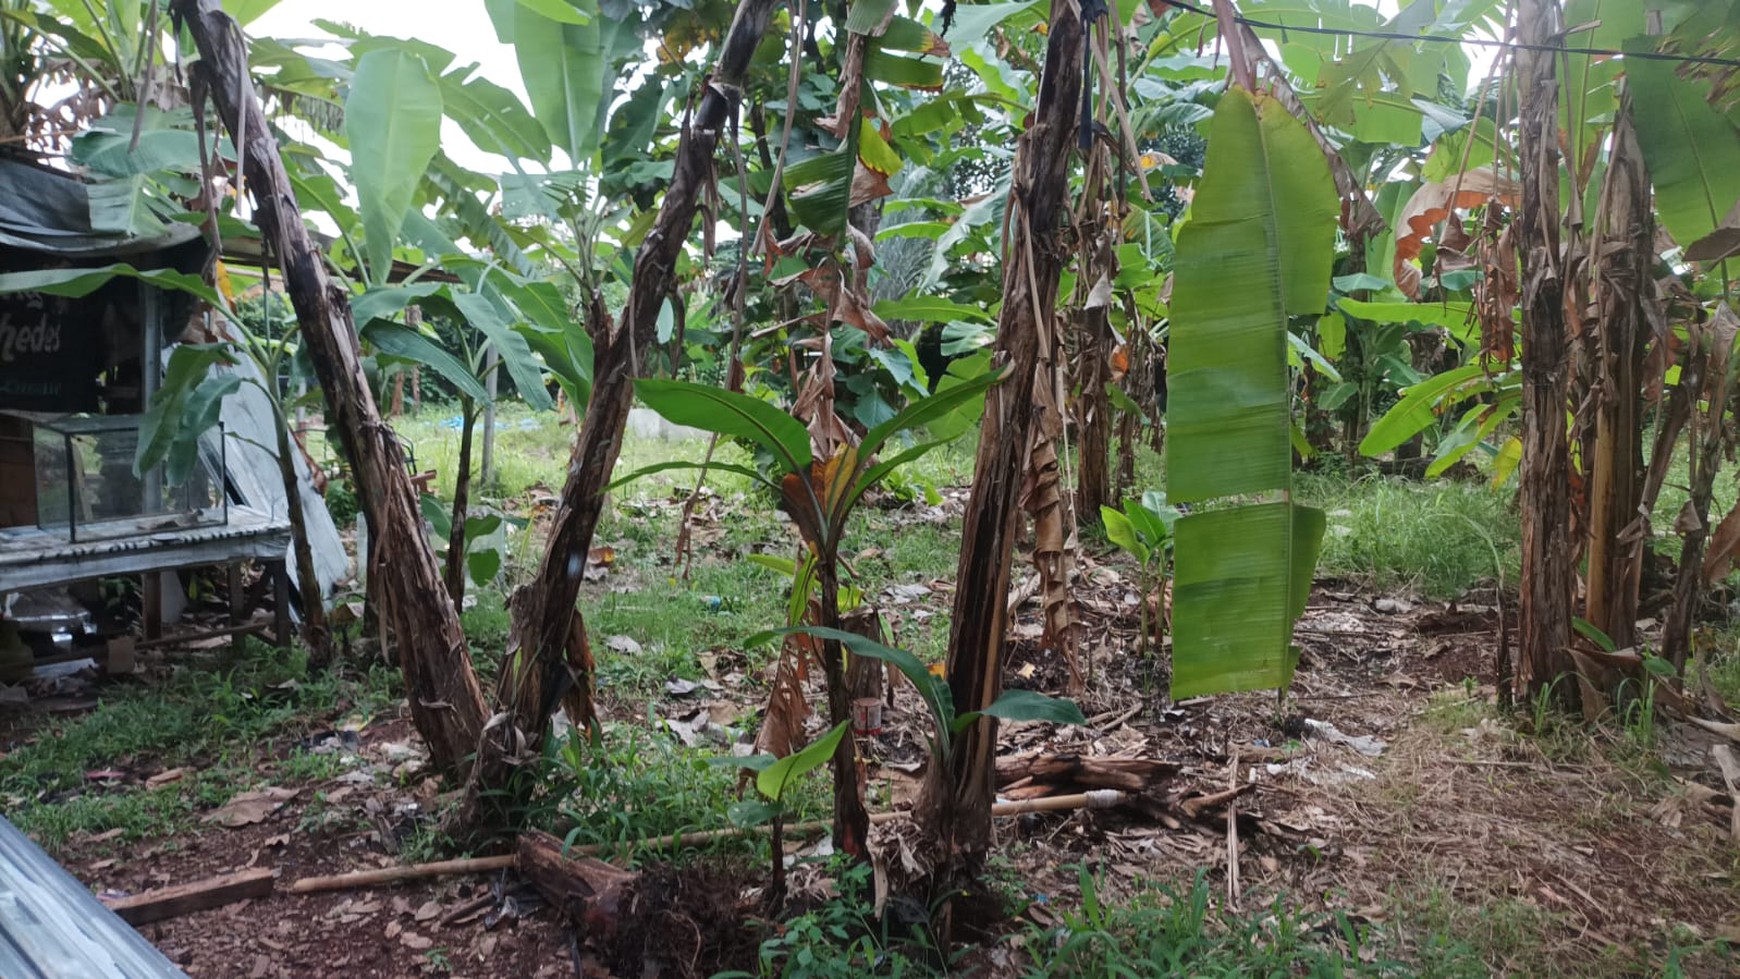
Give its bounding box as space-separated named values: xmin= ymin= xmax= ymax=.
xmin=27 ymin=563 xmax=1740 ymax=977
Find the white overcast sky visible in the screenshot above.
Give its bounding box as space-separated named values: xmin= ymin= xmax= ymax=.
xmin=250 ymin=0 xmax=529 ymax=173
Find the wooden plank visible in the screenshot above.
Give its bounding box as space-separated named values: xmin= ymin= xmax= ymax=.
xmin=0 ymin=508 xmax=290 ymax=594
xmin=136 ymin=616 xmax=275 ymax=650
xmin=101 ymin=868 xmax=275 ymax=925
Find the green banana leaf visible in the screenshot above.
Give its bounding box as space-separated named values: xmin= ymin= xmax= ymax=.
xmin=1170 ymin=502 xmax=1325 ymax=698
xmin=451 ymin=292 xmax=556 ymax=412
xmin=1166 ymin=87 xmax=1338 ymax=504
xmin=345 ymin=49 xmax=445 ymax=282
xmin=634 ymin=379 xmax=813 ymax=477
xmin=1165 ymin=87 xmax=1336 ymax=699
xmin=439 ymin=64 xmax=553 ymax=163
xmin=1626 ymin=46 xmax=1740 ymax=252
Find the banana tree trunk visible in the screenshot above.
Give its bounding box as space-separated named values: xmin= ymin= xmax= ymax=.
xmin=444 ymin=398 xmax=477 ymax=607
xmin=273 ymin=406 xmax=329 ymax=663
xmin=1076 ymin=306 xmax=1113 ymax=521
xmin=1664 ymin=309 xmax=1738 ymax=672
xmin=1585 ymin=98 xmax=1653 ymax=651
xmin=1515 ymin=0 xmax=1576 ymax=706
xmin=172 ymin=0 xmax=489 ymax=772
xmin=918 ymin=0 xmax=1082 ymax=868
xmin=473 ymin=0 xmax=780 ymax=809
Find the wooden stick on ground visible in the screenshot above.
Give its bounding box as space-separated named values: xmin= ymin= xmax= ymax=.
xmin=288 ymin=792 xmax=1130 ymax=894
xmin=1225 ymin=753 xmax=1241 ymax=910
xmin=102 ymin=868 xmax=275 ymax=925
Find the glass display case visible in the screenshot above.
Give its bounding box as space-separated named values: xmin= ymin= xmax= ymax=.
xmin=27 ymin=413 xmax=226 ymax=542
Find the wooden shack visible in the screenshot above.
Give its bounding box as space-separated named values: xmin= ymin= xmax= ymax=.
xmin=0 ymin=157 xmax=339 ymax=655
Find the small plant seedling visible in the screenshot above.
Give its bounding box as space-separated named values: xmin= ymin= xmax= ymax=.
xmin=731 ymin=720 xmax=851 ymax=909
xmin=1100 ymin=491 xmax=1181 ymax=673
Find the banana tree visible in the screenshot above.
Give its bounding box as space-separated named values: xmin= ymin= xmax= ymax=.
xmin=617 ymin=371 xmax=998 ymax=857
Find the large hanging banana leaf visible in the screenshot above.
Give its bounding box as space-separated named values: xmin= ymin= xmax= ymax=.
xmin=1170 ymin=503 xmax=1325 ymax=698
xmin=1166 ymin=87 xmax=1338 ymax=504
xmin=488 ymin=0 xmax=622 ymax=167
xmin=1165 ymin=87 xmax=1338 ymax=699
xmin=1626 ymin=46 xmax=1740 ymax=251
xmin=345 ymin=48 xmax=444 ymax=283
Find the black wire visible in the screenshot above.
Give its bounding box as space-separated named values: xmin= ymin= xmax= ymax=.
xmin=1152 ymin=0 xmax=1740 ymax=70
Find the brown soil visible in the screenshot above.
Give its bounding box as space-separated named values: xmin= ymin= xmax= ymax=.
xmin=20 ymin=548 xmax=1740 ymax=978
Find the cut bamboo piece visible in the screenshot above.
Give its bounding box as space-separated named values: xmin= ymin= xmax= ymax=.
xmin=287 ymin=792 xmax=1130 ymax=894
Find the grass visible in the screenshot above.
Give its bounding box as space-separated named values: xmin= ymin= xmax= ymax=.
xmin=541 ymin=722 xmax=830 ymax=868
xmin=1297 ymin=472 xmax=1520 ymax=600
xmin=0 ymin=643 xmax=400 ymax=851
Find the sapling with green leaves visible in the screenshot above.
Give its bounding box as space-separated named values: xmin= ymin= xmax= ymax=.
xmin=1100 ymin=491 xmax=1181 ymax=661
xmin=729 ymin=719 xmax=850 ymax=911
xmin=614 ymin=370 xmax=1001 ymax=859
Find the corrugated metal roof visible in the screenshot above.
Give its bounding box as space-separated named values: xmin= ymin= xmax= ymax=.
xmin=0 ymin=814 xmax=186 ymax=978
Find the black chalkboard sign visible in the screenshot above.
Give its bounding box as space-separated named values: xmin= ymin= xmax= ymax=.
xmin=0 ymin=290 xmax=103 ymax=412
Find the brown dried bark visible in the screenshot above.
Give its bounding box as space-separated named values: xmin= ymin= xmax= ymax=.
xmin=443 ymin=400 xmax=477 ymax=607
xmin=1515 ymin=0 xmax=1575 ymax=706
xmin=478 ymin=0 xmax=780 ymax=810
xmin=172 ymin=0 xmax=488 ymax=770
xmin=1584 ymin=99 xmax=1655 ymax=651
xmin=1663 ymin=308 xmax=1738 ymax=673
xmin=918 ymin=0 xmax=1082 ymax=868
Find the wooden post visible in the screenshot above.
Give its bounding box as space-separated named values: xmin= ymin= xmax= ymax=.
xmin=227 ymin=562 xmax=244 ymax=652
xmin=141 ymin=573 xmax=162 ymax=642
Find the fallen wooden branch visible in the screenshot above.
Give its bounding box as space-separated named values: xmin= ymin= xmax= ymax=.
xmin=517 ymin=830 xmax=636 ymax=916
xmin=289 ymin=855 xmax=515 ymax=894
xmin=287 ymin=792 xmax=1130 ymax=894
xmin=102 ymin=868 xmax=275 ymax=924
xmin=994 ymin=753 xmax=1180 ymax=793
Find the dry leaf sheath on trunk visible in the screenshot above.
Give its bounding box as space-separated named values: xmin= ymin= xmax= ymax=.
xmin=1514 ymin=0 xmax=1576 ymax=706
xmin=170 ymin=0 xmax=490 ymax=772
xmin=471 ymin=0 xmax=782 ymax=821
xmin=918 ymin=0 xmax=1084 ymax=868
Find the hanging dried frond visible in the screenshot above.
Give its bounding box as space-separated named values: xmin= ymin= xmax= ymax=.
xmin=1396 ymin=169 xmax=1523 ymax=298
xmin=1475 ymin=208 xmax=1519 ymax=363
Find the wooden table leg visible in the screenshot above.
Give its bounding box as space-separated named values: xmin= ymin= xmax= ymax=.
xmin=228 ymin=562 xmax=245 ymax=652
xmin=272 ymin=559 xmax=291 ymax=648
xmin=141 ymin=572 xmax=162 ymax=642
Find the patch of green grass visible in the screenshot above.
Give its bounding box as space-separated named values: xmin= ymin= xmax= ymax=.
xmin=1380 ymin=887 xmax=1556 ymax=977
xmin=544 ymin=723 xmax=828 ymax=868
xmin=276 ymin=748 xmax=348 ymax=783
xmin=1418 ymin=686 xmax=1497 ymax=736
xmin=1026 ymin=870 xmax=1409 ymax=978
xmin=0 ymin=645 xmax=400 ymax=852
xmin=1298 ymin=473 xmax=1519 ymax=600
xmin=13 ymin=782 xmax=199 ymax=852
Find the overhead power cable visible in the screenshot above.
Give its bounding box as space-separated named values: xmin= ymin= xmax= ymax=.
xmin=1151 ymin=0 xmax=1740 ymax=71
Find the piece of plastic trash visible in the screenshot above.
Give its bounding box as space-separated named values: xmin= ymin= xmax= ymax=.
xmin=1302 ymin=718 xmax=1387 ymax=756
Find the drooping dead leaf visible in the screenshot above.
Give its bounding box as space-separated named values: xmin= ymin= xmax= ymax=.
xmin=1395 ymin=168 xmax=1522 ymax=298
xmin=1476 ymin=213 xmax=1519 ymax=361
xmin=1703 ymin=499 xmax=1740 ymax=585
xmin=851 ymin=162 xmax=894 ymax=208
xmin=1686 ymin=200 xmax=1740 ymax=263
xmin=753 ymin=638 xmax=813 ymax=760
xmin=205 ymin=786 xmax=297 ymax=827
